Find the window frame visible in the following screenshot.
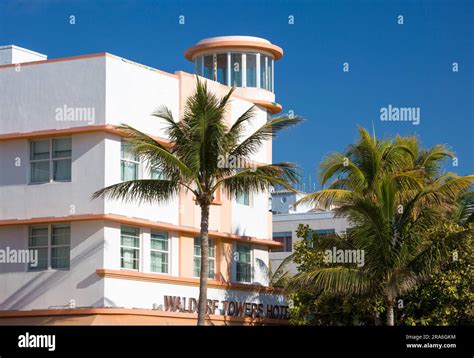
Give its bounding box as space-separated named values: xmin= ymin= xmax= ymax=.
xmin=120 ymin=225 xmax=141 ymax=271
xmin=27 ymin=224 xmax=71 ymax=271
xmin=235 ymin=243 xmax=252 ymax=283
xmin=193 ymin=237 xmax=216 ymax=279
xmin=245 ymin=52 xmax=258 ymax=88
xmin=236 ymin=191 xmax=251 ymax=206
xmin=271 ymin=231 xmax=293 ymax=253
xmin=150 ymin=231 xmax=170 ymax=274
xmin=230 ymin=52 xmax=243 ymax=87
xmin=29 ymin=137 xmax=72 ymax=184
xmin=120 ymin=140 xmax=140 ymax=182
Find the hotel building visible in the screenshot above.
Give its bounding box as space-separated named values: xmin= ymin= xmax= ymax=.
xmin=0 ymin=36 xmax=290 ymax=325
xmin=270 ymin=190 xmax=351 ymax=274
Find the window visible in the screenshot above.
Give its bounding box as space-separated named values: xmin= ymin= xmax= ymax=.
xmin=28 ymin=224 xmax=70 ymax=271
xmin=313 ymin=229 xmax=336 ymax=237
xmin=195 ymin=56 xmax=203 ymax=75
xmin=267 ymin=57 xmax=274 ymax=92
xmin=121 ymin=226 xmax=140 ymax=270
xmin=216 ymin=53 xmax=228 ymax=85
xmin=236 ymin=192 xmax=250 ymax=206
xmin=236 ymin=243 xmax=251 ymax=283
xmin=51 ymin=225 xmax=71 ymax=269
xmin=203 ymin=55 xmax=214 ymax=80
xmin=150 ymin=166 xmax=164 ymax=179
xmin=246 ymin=54 xmax=257 ymax=87
xmin=193 ymin=237 xmax=215 ymax=279
xmin=150 ymin=231 xmax=169 ymax=274
xmin=30 ymin=138 xmax=71 ymax=183
xmin=271 ymin=232 xmax=292 ymax=253
xmin=260 ymin=55 xmax=268 ymax=90
xmin=230 ymin=53 xmax=242 ymax=87
xmin=28 ymin=226 xmax=49 ymax=270
xmin=121 ymin=140 xmax=139 ymax=181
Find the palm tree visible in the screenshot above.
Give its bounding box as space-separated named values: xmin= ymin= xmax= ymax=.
xmin=293 ymin=128 xmax=473 ymax=325
xmin=93 ymin=78 xmax=301 ymax=325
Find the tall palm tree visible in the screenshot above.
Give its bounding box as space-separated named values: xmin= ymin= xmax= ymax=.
xmin=93 ymin=78 xmax=301 ymax=325
xmin=293 ymin=128 xmax=473 ymax=325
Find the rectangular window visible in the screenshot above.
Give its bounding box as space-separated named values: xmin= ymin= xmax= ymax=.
xmin=51 ymin=225 xmax=71 ymax=269
xmin=195 ymin=56 xmax=203 ymax=76
xmin=203 ymin=55 xmax=214 ymax=80
xmin=236 ymin=192 xmax=250 ymax=206
xmin=260 ymin=55 xmax=268 ymax=90
xmin=193 ymin=237 xmax=215 ymax=279
xmin=121 ymin=226 xmax=140 ymax=270
xmin=230 ymin=53 xmax=242 ymax=87
xmin=216 ymin=53 xmax=228 ymax=85
xmin=28 ymin=224 xmax=71 ymax=271
xmin=236 ymin=243 xmax=251 ymax=283
xmin=314 ymin=229 xmax=336 ymax=237
xmin=150 ymin=166 xmax=164 ymax=179
xmin=150 ymin=231 xmax=169 ymax=274
xmin=30 ymin=138 xmax=71 ymax=183
xmin=267 ymin=58 xmax=273 ymax=92
xmin=271 ymin=232 xmax=293 ymax=253
xmin=246 ymin=54 xmax=257 ymax=87
xmin=28 ymin=226 xmax=49 ymax=271
xmin=121 ymin=140 xmax=139 ymax=181
xmin=52 ymin=138 xmax=72 ymax=181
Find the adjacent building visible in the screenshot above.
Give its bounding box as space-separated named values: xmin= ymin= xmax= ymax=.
xmin=270 ymin=190 xmax=352 ymax=274
xmin=0 ymin=37 xmax=290 ymax=325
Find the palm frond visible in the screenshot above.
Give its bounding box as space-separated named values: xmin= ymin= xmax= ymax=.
xmin=92 ymin=179 xmax=180 ymax=204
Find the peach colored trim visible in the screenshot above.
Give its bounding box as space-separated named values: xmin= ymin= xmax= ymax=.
xmin=0 ymin=124 xmax=118 ymax=141
xmin=0 ymin=124 xmax=172 ymax=147
xmin=0 ymin=52 xmax=107 ymax=69
xmin=253 ymin=100 xmax=283 ymax=115
xmin=175 ymin=71 xmax=282 ymax=114
xmin=96 ymin=269 xmax=283 ymax=293
xmin=185 ymin=41 xmax=284 ymax=61
xmin=0 ymin=308 xmax=286 ymax=324
xmin=0 ymin=214 xmax=283 ymax=248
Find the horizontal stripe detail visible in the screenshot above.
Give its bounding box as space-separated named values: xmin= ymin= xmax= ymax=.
xmin=0 ymin=213 xmax=282 ymax=247
xmin=96 ymin=268 xmax=283 ymax=293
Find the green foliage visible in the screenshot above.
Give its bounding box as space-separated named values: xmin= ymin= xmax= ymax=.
xmin=289 ymin=224 xmax=384 ymax=325
xmin=398 ymin=223 xmax=474 ymax=325
xmin=288 ymin=128 xmax=474 ymax=325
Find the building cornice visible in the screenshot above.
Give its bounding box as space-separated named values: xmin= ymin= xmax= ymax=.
xmin=184 ymin=40 xmax=284 ymax=61
xmin=0 ymin=124 xmax=170 ymax=147
xmin=0 ymin=213 xmax=283 ymax=248
xmin=96 ymin=269 xmax=283 ymax=293
xmin=0 ymin=307 xmax=286 ymax=325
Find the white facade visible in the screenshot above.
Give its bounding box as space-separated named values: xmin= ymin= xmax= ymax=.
xmin=0 ymin=37 xmax=288 ymax=324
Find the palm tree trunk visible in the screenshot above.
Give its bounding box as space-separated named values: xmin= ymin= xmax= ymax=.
xmin=374 ymin=312 xmax=381 ymax=326
xmin=197 ymin=203 xmax=210 ymax=325
xmin=386 ymin=301 xmax=395 ymax=326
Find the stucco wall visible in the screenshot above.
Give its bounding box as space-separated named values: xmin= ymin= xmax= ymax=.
xmin=0 ymin=133 xmax=106 ymax=220
xmin=0 ymin=221 xmax=106 ymax=310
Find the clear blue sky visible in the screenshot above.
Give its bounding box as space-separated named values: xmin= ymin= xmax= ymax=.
xmin=1 ymin=0 xmax=472 ymax=191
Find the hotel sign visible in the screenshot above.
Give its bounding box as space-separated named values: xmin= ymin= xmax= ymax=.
xmin=163 ymin=296 xmax=290 ymax=320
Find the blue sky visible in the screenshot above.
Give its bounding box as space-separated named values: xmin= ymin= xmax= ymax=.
xmin=1 ymin=0 xmax=472 ymax=191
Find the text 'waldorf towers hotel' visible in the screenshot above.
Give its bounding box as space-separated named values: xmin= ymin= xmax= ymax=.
xmin=0 ymin=36 xmax=291 ymax=325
